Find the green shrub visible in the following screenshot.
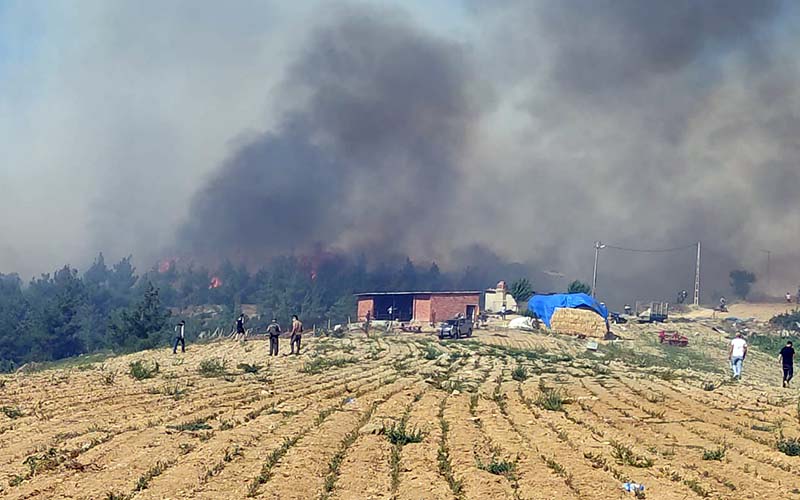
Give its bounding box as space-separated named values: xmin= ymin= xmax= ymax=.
xmin=777 ymin=436 xmax=800 ymax=457
xmin=198 ymin=358 xmax=227 ymax=377
xmin=511 ymin=366 xmax=528 ymax=382
xmin=381 ymin=420 xmax=426 ymax=446
xmin=128 ymin=360 xmax=159 ymax=380
xmin=610 ymin=440 xmax=653 ymax=468
xmin=237 ymin=363 xmax=262 ymax=374
xmin=1 ymin=406 xmax=24 ymax=419
xmin=702 ymin=446 xmax=726 ymax=461
xmin=535 ymin=387 xmax=567 ymax=411
xmin=167 ymin=417 xmax=212 ymax=432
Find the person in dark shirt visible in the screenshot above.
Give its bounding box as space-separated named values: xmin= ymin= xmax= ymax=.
xmin=266 ymin=318 xmax=281 ymax=356
xmin=779 ymin=341 xmax=795 ymax=388
xmin=235 ymin=313 xmax=247 ymax=340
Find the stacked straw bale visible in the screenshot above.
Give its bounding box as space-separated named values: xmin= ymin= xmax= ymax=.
xmin=549 ymin=307 xmax=607 ymax=338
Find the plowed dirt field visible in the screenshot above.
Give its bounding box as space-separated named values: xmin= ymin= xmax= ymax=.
xmin=1 ymin=327 xmax=799 ymax=499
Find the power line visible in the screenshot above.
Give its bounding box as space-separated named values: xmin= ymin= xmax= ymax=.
xmin=603 ymin=243 xmax=698 ymax=254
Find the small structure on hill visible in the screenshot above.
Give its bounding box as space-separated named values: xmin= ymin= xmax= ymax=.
xmin=356 ymin=291 xmax=482 ymax=323
xmin=528 ymin=293 xmax=609 ymax=338
xmin=484 ymin=280 xmax=518 ymax=313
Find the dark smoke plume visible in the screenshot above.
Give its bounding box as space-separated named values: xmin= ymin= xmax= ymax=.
xmin=180 ymin=6 xmax=483 ymax=264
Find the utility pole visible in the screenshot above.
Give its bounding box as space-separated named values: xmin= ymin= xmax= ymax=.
xmin=693 ymin=241 xmax=701 ymax=306
xmin=760 ymin=249 xmax=771 ymax=294
xmin=592 ymin=241 xmax=605 ymax=298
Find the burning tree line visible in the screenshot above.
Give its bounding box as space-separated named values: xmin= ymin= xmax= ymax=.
xmin=0 ymin=252 xmax=489 ymax=371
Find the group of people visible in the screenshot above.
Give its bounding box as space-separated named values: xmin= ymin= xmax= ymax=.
xmin=728 ymin=332 xmax=795 ymax=387
xmin=171 ymin=313 xmax=304 ymax=356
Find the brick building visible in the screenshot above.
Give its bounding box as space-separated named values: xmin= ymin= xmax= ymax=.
xmin=356 ymin=291 xmax=482 ymax=324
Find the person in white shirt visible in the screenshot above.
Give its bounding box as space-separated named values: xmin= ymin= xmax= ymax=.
xmin=728 ymin=333 xmax=748 ymax=380
xmin=173 ymin=320 xmax=186 ymax=354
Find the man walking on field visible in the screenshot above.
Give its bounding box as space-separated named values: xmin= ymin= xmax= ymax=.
xmin=290 ymin=314 xmax=303 ymax=355
xmin=728 ymin=333 xmax=748 ymax=380
xmin=173 ymin=320 xmax=186 ymax=354
xmin=266 ymin=318 xmax=282 ymax=356
xmin=779 ymin=341 xmax=795 ymax=388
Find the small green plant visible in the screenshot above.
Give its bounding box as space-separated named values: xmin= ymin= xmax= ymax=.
xmin=198 ymin=358 xmax=227 ymax=377
xmin=167 ymin=417 xmax=212 ymax=432
xmin=423 ymin=345 xmax=441 ymax=360
xmin=777 ymin=436 xmax=800 ymax=456
xmin=178 ymin=443 xmax=196 ymax=455
xmin=645 ymin=392 xmax=665 ymax=403
xmin=134 ymin=460 xmax=173 ymax=491
xmin=511 ymin=366 xmax=528 ymax=382
xmin=129 ymin=360 xmax=159 ymax=380
xmin=23 ymin=448 xmax=64 ymax=476
xmin=542 ymin=455 xmax=573 ymax=488
xmin=702 ymin=446 xmax=726 ymax=461
xmin=104 ymin=492 xmax=129 ymax=500
xmin=683 ymin=478 xmax=710 ymax=498
xmin=478 ymin=455 xmax=517 ymax=476
xmin=102 ymin=371 xmax=117 ymax=386
xmin=610 ymin=441 xmax=653 ymax=468
xmin=1 ymin=406 xmax=24 ymax=419
xmin=300 ymin=356 xmax=357 ymax=374
xmin=535 ymin=387 xmax=567 ymax=411
xmin=237 ymin=363 xmax=262 ymax=374
xmin=469 ymin=394 xmax=479 ymax=416
xmin=381 ymin=420 xmax=426 ymax=446
xmin=247 ymin=435 xmax=301 ymax=497
xmin=160 ymin=384 xmax=187 ymax=400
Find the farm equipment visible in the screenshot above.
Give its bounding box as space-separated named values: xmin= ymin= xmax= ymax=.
xmin=636 ymin=301 xmax=669 ymax=323
xmin=658 ymin=330 xmax=688 ymax=347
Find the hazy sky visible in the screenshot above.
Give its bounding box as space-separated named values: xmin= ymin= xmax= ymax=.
xmin=2 ymin=1 xmax=799 ymax=303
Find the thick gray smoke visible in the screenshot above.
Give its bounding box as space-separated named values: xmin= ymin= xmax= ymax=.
xmin=180 ymin=6 xmax=484 ymax=264
xmin=4 ymin=1 xmax=800 ymax=306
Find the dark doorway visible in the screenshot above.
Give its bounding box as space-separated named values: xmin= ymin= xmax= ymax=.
xmin=466 ymin=305 xmax=476 ymax=320
xmin=373 ymin=295 xmax=413 ymax=321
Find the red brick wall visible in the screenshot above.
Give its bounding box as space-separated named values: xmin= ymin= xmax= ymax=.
xmin=430 ymin=294 xmax=480 ymax=321
xmin=413 ymin=295 xmax=432 ymax=322
xmin=357 ymin=298 xmax=374 ymax=321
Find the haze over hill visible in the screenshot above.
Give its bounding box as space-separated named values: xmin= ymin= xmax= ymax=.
xmin=3 ymin=0 xmax=800 ymax=304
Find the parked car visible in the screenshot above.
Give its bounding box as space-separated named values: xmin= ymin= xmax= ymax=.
xmin=439 ymin=316 xmax=473 ymax=339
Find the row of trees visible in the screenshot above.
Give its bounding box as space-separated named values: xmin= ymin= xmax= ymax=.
xmin=0 ymin=253 xmax=501 ymax=371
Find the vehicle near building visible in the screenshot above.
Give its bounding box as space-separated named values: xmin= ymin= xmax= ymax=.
xmin=439 ymin=316 xmax=473 ymax=339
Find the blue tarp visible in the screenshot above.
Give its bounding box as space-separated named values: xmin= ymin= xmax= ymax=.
xmin=527 ymin=293 xmax=608 ymax=328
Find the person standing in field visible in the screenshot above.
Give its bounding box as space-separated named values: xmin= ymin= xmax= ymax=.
xmin=266 ymin=318 xmax=282 ymax=356
xmin=235 ymin=313 xmax=247 ymax=340
xmin=290 ymin=315 xmax=303 ymax=355
xmin=728 ymin=333 xmax=748 ymax=380
xmin=779 ymin=341 xmax=795 ymax=388
xmin=173 ymin=320 xmax=186 ymax=354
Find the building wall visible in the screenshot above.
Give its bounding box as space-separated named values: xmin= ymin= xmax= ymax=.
xmin=412 ymin=295 xmax=432 ymax=323
xmin=357 ymin=298 xmax=374 ymax=321
xmin=430 ymin=294 xmax=480 ymax=321
xmin=484 ymin=289 xmax=518 ymax=313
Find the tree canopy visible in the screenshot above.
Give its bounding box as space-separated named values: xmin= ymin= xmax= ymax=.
xmin=0 ymin=253 xmax=486 ymax=371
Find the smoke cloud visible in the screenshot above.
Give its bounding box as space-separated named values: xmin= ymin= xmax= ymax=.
xmin=4 ymin=0 xmax=800 ymax=305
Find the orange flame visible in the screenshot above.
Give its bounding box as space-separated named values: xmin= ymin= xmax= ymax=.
xmin=209 ymin=276 xmax=223 ymax=289
xmin=158 ymin=259 xmax=175 ymax=273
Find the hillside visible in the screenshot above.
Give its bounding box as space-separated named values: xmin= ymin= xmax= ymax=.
xmin=0 ymin=322 xmax=799 ymax=499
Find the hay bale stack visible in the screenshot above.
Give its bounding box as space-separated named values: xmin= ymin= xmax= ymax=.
xmin=550 ymin=307 xmax=607 ymax=338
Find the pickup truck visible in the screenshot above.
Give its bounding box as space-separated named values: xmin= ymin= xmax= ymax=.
xmin=438 ymin=316 xmax=473 ymax=339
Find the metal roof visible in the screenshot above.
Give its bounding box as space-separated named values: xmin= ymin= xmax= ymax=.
xmin=354 ymin=290 xmax=482 ymax=297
